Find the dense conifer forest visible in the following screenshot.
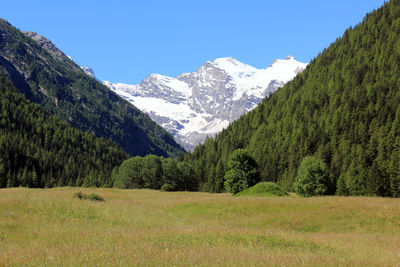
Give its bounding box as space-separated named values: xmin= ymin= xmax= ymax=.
xmin=0 ymin=18 xmax=184 ymax=158
xmin=0 ymin=73 xmax=128 ymax=188
xmin=185 ymin=0 xmax=400 ymax=197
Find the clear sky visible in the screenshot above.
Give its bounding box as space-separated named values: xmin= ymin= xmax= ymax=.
xmin=1 ymin=0 xmax=386 ymax=84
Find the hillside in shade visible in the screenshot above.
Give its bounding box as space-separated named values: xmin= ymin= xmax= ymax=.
xmin=0 ymin=73 xmax=128 ymax=188
xmin=0 ymin=19 xmax=185 ymax=157
xmin=186 ymin=0 xmax=400 ymax=197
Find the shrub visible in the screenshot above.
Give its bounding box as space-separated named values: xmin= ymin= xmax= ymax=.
xmin=74 ymin=191 xmax=105 ymax=201
xmin=294 ymin=156 xmax=329 ymax=197
xmin=236 ymin=182 xmax=289 ymax=197
xmin=74 ymin=191 xmax=84 ymax=200
xmin=86 ymin=193 xmax=105 ymax=201
xmin=160 ymin=183 xmax=175 ymax=192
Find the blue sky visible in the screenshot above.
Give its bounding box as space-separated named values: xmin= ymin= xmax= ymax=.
xmin=1 ymin=0 xmax=386 ymax=84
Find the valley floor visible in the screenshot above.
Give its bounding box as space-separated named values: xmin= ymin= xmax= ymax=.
xmin=0 ymin=188 xmax=399 ymax=266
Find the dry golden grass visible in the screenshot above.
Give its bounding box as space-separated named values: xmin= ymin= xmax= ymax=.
xmin=0 ymin=187 xmax=399 ymax=266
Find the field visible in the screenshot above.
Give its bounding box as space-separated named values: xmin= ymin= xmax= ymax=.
xmin=0 ymin=188 xmax=399 ymax=266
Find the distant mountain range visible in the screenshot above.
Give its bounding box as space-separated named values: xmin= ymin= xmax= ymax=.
xmin=96 ymin=56 xmax=306 ymax=150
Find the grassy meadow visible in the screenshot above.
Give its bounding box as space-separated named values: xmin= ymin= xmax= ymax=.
xmin=0 ymin=188 xmax=399 ymax=266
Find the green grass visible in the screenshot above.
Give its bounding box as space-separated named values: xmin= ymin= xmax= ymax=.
xmin=1 ymin=188 xmax=399 ymax=266
xmin=236 ymin=182 xmax=289 ymax=197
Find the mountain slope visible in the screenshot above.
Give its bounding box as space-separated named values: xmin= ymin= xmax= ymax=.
xmin=0 ymin=72 xmax=128 ymax=188
xmin=104 ymin=56 xmax=306 ymax=151
xmin=0 ymin=19 xmax=184 ymax=157
xmin=186 ymin=0 xmax=400 ymax=196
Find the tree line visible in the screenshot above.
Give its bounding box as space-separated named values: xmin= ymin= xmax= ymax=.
xmin=112 ymin=155 xmax=198 ymax=191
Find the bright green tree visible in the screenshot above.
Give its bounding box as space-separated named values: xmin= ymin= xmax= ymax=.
xmin=161 ymin=158 xmax=180 ymax=191
xmin=114 ymin=157 xmax=144 ymax=189
xmin=177 ymin=161 xmax=198 ymax=191
xmin=142 ymin=155 xmax=163 ymax=189
xmin=224 ymin=149 xmax=260 ymax=195
xmin=294 ymin=156 xmax=329 ymax=197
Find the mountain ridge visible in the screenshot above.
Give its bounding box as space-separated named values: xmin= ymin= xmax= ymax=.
xmin=0 ymin=19 xmax=185 ymax=157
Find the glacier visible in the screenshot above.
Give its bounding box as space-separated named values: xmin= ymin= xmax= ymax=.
xmin=91 ymin=56 xmax=307 ymax=151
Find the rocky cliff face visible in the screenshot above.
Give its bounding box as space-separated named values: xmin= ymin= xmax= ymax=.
xmin=104 ymin=56 xmax=307 ymax=151
xmin=22 ymin=31 xmax=80 ymax=72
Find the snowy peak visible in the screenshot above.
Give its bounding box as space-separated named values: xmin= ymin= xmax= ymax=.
xmin=269 ymin=55 xmax=306 ymax=74
xmin=103 ymin=56 xmax=307 ymax=151
xmin=212 ymin=57 xmax=258 ymax=78
xmin=81 ymin=66 xmax=96 ymax=78
xmin=265 ymin=55 xmax=307 ymax=82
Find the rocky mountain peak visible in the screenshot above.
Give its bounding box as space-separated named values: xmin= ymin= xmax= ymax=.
xmin=104 ymin=57 xmax=307 ymax=151
xmin=23 ymin=31 xmax=64 ymax=60
xmin=22 ymin=31 xmax=81 ymax=72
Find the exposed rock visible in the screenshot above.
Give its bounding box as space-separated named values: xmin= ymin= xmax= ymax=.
xmin=104 ymin=57 xmax=307 ymax=151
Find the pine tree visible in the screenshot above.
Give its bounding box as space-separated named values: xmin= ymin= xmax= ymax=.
xmin=31 ymin=170 xmax=39 ymax=188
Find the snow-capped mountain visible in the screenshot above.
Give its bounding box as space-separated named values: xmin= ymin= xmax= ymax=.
xmin=101 ymin=56 xmax=307 ymax=151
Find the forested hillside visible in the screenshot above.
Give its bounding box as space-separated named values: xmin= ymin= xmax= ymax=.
xmin=0 ymin=73 xmax=128 ymax=188
xmin=186 ymin=0 xmax=400 ymax=196
xmin=0 ymin=18 xmax=184 ymax=157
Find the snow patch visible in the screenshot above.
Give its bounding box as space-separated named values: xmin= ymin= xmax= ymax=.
xmin=102 ymin=56 xmax=307 ymax=151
